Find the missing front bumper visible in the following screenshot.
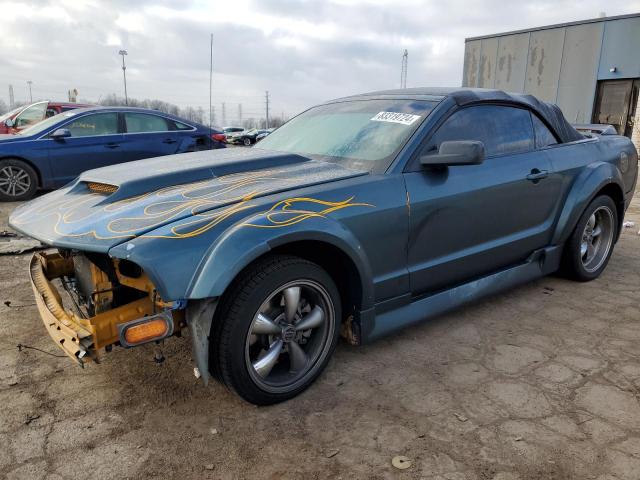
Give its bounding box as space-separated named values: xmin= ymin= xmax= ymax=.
xmin=29 ymin=251 xmax=177 ymax=365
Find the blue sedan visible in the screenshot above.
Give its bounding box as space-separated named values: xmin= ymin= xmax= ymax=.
xmin=0 ymin=106 xmax=226 ymax=201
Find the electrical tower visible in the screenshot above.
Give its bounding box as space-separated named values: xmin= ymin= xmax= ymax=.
xmin=221 ymin=102 xmax=226 ymax=126
xmin=400 ymin=49 xmax=408 ymax=89
xmin=8 ymin=85 xmax=14 ymax=108
xmin=238 ymin=103 xmax=242 ymax=124
xmin=265 ymin=91 xmax=270 ymax=129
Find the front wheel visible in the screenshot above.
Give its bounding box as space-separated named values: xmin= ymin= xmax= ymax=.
xmin=561 ymin=195 xmax=618 ymax=281
xmin=0 ymin=159 xmax=38 ymax=201
xmin=211 ymin=255 xmax=341 ymax=405
xmin=243 ymin=137 xmax=252 ymax=146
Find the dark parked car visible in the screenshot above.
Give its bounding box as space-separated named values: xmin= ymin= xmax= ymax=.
xmin=10 ymin=88 xmax=637 ymax=405
xmin=230 ymin=128 xmax=269 ymax=146
xmin=0 ymin=106 xmax=226 ymax=201
xmin=0 ymin=100 xmax=93 ymax=134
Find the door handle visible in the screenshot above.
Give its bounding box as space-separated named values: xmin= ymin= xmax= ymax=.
xmin=105 ymin=143 xmax=120 ymax=149
xmin=526 ymin=169 xmax=548 ymax=183
xmin=163 ymin=138 xmax=177 ymax=144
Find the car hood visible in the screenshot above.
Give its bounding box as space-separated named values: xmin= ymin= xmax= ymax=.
xmin=9 ymin=148 xmax=367 ymax=252
xmin=0 ymin=134 xmax=25 ymax=142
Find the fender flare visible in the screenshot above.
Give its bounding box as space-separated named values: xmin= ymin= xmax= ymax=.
xmin=186 ymin=214 xmax=375 ymax=310
xmin=551 ymin=161 xmax=625 ymax=245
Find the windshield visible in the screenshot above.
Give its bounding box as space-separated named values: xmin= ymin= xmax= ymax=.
xmin=257 ymin=99 xmax=437 ymax=172
xmin=17 ymin=110 xmax=81 ymax=136
xmin=0 ymin=106 xmax=23 ymax=122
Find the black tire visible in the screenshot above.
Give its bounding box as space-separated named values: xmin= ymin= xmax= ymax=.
xmin=210 ymin=255 xmax=341 ymax=405
xmin=243 ymin=137 xmax=251 ymax=146
xmin=561 ymin=195 xmax=618 ymax=281
xmin=0 ymin=159 xmax=38 ymax=202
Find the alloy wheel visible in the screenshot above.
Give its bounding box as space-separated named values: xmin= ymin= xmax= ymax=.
xmin=0 ymin=165 xmax=31 ymax=197
xmin=244 ymin=279 xmax=335 ymax=393
xmin=580 ymin=205 xmax=614 ymax=273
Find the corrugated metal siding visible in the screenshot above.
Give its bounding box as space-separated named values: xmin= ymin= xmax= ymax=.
xmin=524 ymin=29 xmax=565 ymax=102
xmin=495 ymin=33 xmax=530 ymax=92
xmin=556 ymin=23 xmax=604 ymax=123
xmin=598 ymin=17 xmax=640 ymax=80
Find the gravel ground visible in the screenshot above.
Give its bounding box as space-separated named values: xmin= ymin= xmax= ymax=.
xmin=0 ymin=188 xmax=639 ymax=480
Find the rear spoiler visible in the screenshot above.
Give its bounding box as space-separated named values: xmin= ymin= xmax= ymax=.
xmin=573 ymin=124 xmax=618 ymax=137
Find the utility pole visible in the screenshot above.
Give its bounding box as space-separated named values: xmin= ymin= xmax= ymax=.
xmin=119 ymin=49 xmax=128 ymax=105
xmin=238 ymin=103 xmax=242 ymax=124
xmin=265 ymin=91 xmax=270 ymax=129
xmin=400 ymin=49 xmax=408 ymax=89
xmin=221 ymin=102 xmax=226 ymax=126
xmin=8 ymin=85 xmax=14 ymax=108
xmin=209 ymin=33 xmax=213 ymax=131
xmin=211 ymin=106 xmax=216 ymax=125
xmin=27 ymin=81 xmax=33 ymax=102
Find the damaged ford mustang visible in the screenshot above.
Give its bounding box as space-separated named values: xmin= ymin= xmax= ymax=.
xmin=10 ymin=88 xmax=638 ymax=405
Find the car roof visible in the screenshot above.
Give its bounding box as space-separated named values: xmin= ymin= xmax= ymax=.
xmin=58 ymin=106 xmax=203 ymax=123
xmin=329 ymin=86 xmax=584 ymax=143
xmin=49 ymin=101 xmax=94 ymax=108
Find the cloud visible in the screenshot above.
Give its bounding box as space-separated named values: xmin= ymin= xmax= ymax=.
xmin=1 ymin=0 xmax=639 ymax=121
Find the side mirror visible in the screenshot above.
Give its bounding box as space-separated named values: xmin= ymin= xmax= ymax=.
xmin=420 ymin=140 xmax=485 ymax=167
xmin=50 ymin=128 xmax=71 ymax=140
xmin=4 ymin=118 xmax=14 ymax=128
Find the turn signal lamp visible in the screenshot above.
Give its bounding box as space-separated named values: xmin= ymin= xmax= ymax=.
xmin=119 ymin=313 xmax=173 ymax=347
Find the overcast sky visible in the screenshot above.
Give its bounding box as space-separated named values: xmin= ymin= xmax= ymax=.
xmin=1 ymin=0 xmax=639 ymax=123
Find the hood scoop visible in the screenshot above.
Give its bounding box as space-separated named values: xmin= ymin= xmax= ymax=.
xmin=78 ymin=148 xmax=311 ymax=201
xmin=9 ymin=154 xmax=367 ymax=253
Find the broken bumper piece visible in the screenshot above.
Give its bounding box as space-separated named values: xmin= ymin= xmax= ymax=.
xmin=29 ymin=251 xmax=177 ymax=366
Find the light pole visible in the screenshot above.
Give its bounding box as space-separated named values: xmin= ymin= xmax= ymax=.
xmin=27 ymin=80 xmax=33 ymax=102
xmin=118 ymin=49 xmax=128 ymax=105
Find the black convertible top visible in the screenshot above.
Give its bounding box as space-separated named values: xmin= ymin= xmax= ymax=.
xmin=335 ymin=87 xmax=585 ymax=143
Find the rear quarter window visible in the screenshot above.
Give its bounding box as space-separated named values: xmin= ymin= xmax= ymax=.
xmin=531 ymin=114 xmax=559 ymax=148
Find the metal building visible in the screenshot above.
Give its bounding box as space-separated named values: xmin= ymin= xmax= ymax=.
xmin=462 ymin=13 xmax=640 ymax=149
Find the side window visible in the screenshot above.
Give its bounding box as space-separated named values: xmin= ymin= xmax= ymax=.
xmin=421 ymin=105 xmax=534 ymax=158
xmin=173 ymin=120 xmax=193 ymax=130
xmin=64 ymin=113 xmax=119 ymax=137
xmin=125 ymin=113 xmax=170 ymax=133
xmin=531 ymin=114 xmax=558 ymax=148
xmin=16 ymin=103 xmax=47 ymax=128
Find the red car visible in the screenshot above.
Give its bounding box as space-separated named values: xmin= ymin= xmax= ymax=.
xmin=0 ymin=101 xmax=93 ymax=134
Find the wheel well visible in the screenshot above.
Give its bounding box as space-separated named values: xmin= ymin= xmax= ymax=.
xmin=269 ymin=241 xmax=364 ymax=322
xmin=0 ymin=156 xmax=42 ymax=187
xmin=594 ymin=183 xmax=625 ymax=237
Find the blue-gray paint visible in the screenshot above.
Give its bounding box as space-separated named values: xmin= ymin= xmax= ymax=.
xmin=10 ymin=89 xmax=638 ymax=355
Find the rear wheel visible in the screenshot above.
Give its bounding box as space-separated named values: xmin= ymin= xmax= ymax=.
xmin=562 ymin=195 xmax=618 ymax=281
xmin=0 ymin=159 xmax=37 ymax=201
xmin=211 ymin=255 xmax=341 ymax=405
